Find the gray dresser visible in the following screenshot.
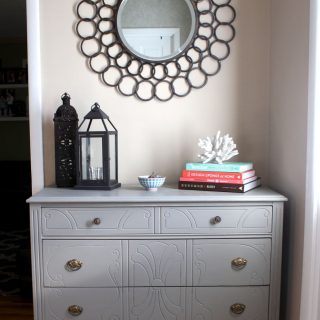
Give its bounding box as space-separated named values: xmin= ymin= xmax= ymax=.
xmin=28 ymin=186 xmax=287 ymax=320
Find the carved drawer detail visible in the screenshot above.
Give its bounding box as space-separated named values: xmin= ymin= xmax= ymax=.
xmin=161 ymin=206 xmax=272 ymax=234
xmin=129 ymin=240 xmax=187 ymax=287
xmin=43 ymin=240 xmax=123 ymax=287
xmin=44 ymin=288 xmax=123 ymax=320
xmin=42 ymin=207 xmax=154 ymax=236
xmin=128 ymin=287 xmax=186 ymax=320
xmin=193 ymin=239 xmax=271 ymax=286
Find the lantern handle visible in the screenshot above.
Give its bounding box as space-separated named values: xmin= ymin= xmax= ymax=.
xmin=91 ymin=103 xmax=100 ymax=110
xmin=61 ymin=92 xmax=71 ymax=99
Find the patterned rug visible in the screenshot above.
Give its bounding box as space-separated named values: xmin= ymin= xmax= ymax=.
xmin=0 ymin=229 xmax=32 ymax=296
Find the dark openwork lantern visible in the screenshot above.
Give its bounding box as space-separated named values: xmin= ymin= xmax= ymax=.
xmin=75 ymin=103 xmax=121 ymax=190
xmin=53 ymin=93 xmax=78 ymax=187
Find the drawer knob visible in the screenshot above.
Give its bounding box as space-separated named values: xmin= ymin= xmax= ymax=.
xmin=93 ymin=218 xmax=101 ymax=225
xmin=231 ymin=257 xmax=248 ymax=269
xmin=230 ymin=303 xmax=246 ymax=314
xmin=210 ymin=216 xmax=222 ymax=225
xmin=68 ymin=305 xmax=83 ymax=316
xmin=66 ymin=259 xmax=83 ymax=271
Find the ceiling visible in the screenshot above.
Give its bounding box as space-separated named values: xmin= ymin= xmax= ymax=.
xmin=0 ymin=0 xmax=27 ymax=39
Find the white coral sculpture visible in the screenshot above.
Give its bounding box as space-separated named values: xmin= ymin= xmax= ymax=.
xmin=198 ymin=131 xmax=239 ymax=164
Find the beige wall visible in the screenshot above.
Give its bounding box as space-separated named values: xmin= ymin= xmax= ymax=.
xmin=40 ymin=0 xmax=271 ymax=186
xmin=269 ymin=0 xmax=310 ymax=319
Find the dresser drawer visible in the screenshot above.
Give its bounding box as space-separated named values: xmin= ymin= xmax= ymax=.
xmin=42 ymin=207 xmax=154 ymax=236
xmin=43 ymin=240 xmax=123 ymax=287
xmin=161 ymin=206 xmax=272 ymax=234
xmin=193 ymin=238 xmax=271 ymax=286
xmin=44 ymin=286 xmax=268 ymax=320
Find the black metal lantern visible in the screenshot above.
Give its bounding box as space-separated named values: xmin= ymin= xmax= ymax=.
xmin=75 ymin=103 xmax=121 ymax=190
xmin=53 ymin=93 xmax=78 ymax=187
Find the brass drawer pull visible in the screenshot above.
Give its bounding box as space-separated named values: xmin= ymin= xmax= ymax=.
xmin=93 ymin=217 xmax=101 ymax=225
xmin=231 ymin=257 xmax=248 ymax=269
xmin=68 ymin=305 xmax=83 ymax=316
xmin=210 ymin=216 xmax=222 ymax=225
xmin=230 ymin=303 xmax=246 ymax=314
xmin=66 ymin=259 xmax=83 ymax=271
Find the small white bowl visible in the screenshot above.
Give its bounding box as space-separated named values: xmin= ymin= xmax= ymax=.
xmin=138 ymin=175 xmax=166 ymax=191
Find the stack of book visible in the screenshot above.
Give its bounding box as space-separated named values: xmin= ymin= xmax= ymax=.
xmin=179 ymin=162 xmax=261 ymax=193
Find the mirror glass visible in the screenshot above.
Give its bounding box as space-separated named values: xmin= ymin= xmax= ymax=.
xmin=117 ymin=0 xmax=196 ymax=62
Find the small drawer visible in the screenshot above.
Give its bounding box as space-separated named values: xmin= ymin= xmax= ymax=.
xmin=161 ymin=206 xmax=272 ymax=234
xmin=43 ymin=240 xmax=123 ymax=287
xmin=42 ymin=207 xmax=154 ymax=236
xmin=193 ymin=238 xmax=271 ymax=286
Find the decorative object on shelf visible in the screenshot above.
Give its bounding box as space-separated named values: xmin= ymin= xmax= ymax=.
xmin=75 ymin=103 xmax=121 ymax=190
xmin=53 ymin=93 xmax=79 ymax=187
xmin=198 ymin=130 xmax=239 ymax=164
xmin=75 ymin=0 xmax=236 ymax=101
xmin=0 ymin=90 xmax=7 ymax=116
xmin=179 ymin=160 xmax=260 ymax=193
xmin=0 ymin=88 xmax=28 ymax=118
xmin=0 ymin=89 xmax=15 ymax=117
xmin=0 ymin=68 xmax=28 ymax=84
xmin=138 ymin=172 xmax=166 ymax=191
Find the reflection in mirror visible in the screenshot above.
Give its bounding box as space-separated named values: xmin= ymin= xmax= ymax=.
xmin=117 ymin=0 xmax=196 ymax=61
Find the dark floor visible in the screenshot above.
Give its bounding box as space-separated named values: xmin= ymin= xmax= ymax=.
xmin=0 ymin=228 xmax=32 ymax=297
xmin=0 ymin=161 xmax=32 ymax=298
xmin=0 ymin=296 xmax=33 ymax=320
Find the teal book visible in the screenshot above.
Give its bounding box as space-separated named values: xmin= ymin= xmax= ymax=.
xmin=186 ymin=162 xmax=253 ymax=172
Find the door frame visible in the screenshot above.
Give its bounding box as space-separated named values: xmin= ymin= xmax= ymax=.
xmin=300 ymin=0 xmax=320 ymax=319
xmin=26 ymin=0 xmax=44 ymax=194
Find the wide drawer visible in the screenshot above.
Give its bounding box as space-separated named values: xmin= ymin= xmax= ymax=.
xmin=43 ymin=240 xmax=123 ymax=287
xmin=193 ymin=238 xmax=271 ymax=286
xmin=161 ymin=206 xmax=273 ymax=234
xmin=43 ymin=238 xmax=270 ymax=288
xmin=44 ymin=286 xmax=269 ymax=320
xmin=41 ymin=207 xmax=155 ymax=236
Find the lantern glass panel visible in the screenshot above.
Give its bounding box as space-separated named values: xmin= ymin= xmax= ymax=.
xmin=78 ymin=119 xmax=115 ymax=132
xmin=109 ymin=133 xmax=116 ymax=181
xmin=80 ymin=136 xmax=103 ymax=181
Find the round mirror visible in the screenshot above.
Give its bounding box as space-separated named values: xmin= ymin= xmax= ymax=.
xmin=117 ymin=0 xmax=197 ymax=62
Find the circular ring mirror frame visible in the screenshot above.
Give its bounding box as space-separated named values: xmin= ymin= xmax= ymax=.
xmin=76 ymin=0 xmax=236 ymax=101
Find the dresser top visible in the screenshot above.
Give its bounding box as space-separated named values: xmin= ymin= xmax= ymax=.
xmin=27 ymin=185 xmax=287 ymax=204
